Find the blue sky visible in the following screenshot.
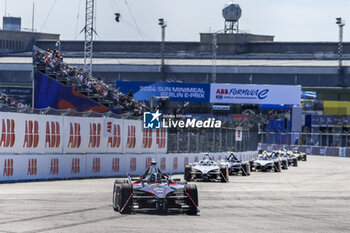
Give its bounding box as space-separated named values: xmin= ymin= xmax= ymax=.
xmin=2 ymin=0 xmax=350 ymax=42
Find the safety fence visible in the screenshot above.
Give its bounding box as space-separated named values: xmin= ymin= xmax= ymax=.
xmin=168 ymin=129 xmax=259 ymax=153
xmin=258 ymin=143 xmax=350 ymax=157
xmin=260 ymin=132 xmax=350 ymax=148
xmin=0 ymin=151 xmax=258 ymax=182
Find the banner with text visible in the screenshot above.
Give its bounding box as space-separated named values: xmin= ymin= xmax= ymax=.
xmin=115 ymin=81 xmax=210 ymax=102
xmin=210 ymin=84 xmax=301 ymax=105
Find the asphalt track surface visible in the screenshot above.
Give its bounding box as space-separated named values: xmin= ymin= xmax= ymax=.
xmin=1 ymin=155 xmax=350 ymax=233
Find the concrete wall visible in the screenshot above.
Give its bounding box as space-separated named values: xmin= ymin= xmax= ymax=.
xmin=36 ymin=39 xmax=350 ymax=57
xmin=248 ymin=42 xmax=350 ymax=54
xmin=0 ymin=151 xmax=258 ymax=182
xmin=0 ymin=30 xmax=59 ymax=54
xmin=36 ymin=40 xmax=200 ymax=54
xmin=199 ymin=33 xmax=274 ymax=54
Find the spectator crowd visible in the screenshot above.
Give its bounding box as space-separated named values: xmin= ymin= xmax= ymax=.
xmin=0 ymin=93 xmax=28 ymax=109
xmin=34 ymin=48 xmax=143 ymax=116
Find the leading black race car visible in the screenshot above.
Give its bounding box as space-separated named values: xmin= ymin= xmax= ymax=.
xmin=113 ymin=160 xmax=199 ymax=215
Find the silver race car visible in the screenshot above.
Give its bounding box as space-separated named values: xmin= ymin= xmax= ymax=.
xmin=184 ymin=154 xmax=229 ymax=182
xmin=251 ymin=151 xmax=281 ymax=172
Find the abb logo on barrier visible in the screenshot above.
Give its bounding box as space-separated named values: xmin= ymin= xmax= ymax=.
xmin=92 ymin=157 xmax=100 ymax=173
xmin=142 ymin=129 xmax=152 ymax=148
xmin=0 ymin=119 xmax=15 ymax=148
xmin=45 ymin=121 xmax=60 ymax=148
xmin=50 ymin=158 xmax=59 ymax=175
xmin=130 ymin=157 xmax=136 ymax=171
xmin=89 ymin=123 xmax=101 ymax=148
xmin=173 ymin=157 xmax=178 ymax=170
xmin=27 ymin=158 xmax=37 ymax=175
xmin=184 ymin=157 xmax=189 ymax=167
xmin=71 ymin=158 xmax=80 ymax=174
xmin=194 ymin=156 xmax=199 ymax=162
xmin=68 ymin=123 xmax=81 ymax=148
xmin=3 ymin=159 xmax=14 ymax=176
xmin=112 ymin=158 xmax=120 ymax=172
xmin=126 ymin=125 xmax=136 ymax=149
xmin=216 ymin=89 xmax=229 ymax=95
xmin=160 ymin=157 xmax=166 ymax=170
xmin=145 ymin=157 xmax=152 ymax=169
xmin=23 ymin=121 xmax=39 ymax=148
xmin=218 ymin=156 xmax=222 ymax=160
xmin=156 ymin=128 xmax=166 ymax=149
xmin=107 ymin=123 xmax=121 ymax=148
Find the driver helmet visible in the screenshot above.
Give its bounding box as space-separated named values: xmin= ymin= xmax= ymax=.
xmin=150 ymin=173 xmax=161 ymax=182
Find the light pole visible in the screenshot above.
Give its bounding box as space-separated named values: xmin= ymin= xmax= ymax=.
xmin=212 ymin=33 xmax=218 ymax=83
xmin=159 ymin=18 xmax=167 ymax=81
xmin=336 ymin=17 xmax=345 ymax=87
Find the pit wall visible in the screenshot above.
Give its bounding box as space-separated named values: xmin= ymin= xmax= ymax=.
xmin=258 ymin=143 xmax=349 ymax=157
xmin=0 ymin=151 xmax=258 ymax=182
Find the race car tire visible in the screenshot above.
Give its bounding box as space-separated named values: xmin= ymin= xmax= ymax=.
xmin=113 ymin=180 xmax=128 ymax=211
xmin=241 ymin=163 xmax=250 ymax=176
xmin=220 ymin=165 xmax=229 ymax=182
xmin=185 ymin=184 xmax=198 ymax=215
xmin=302 ymin=154 xmax=307 ymax=161
xmin=274 ymin=161 xmax=281 ymax=172
xmin=249 ymin=160 xmax=255 ymax=172
xmin=282 ymin=160 xmax=288 ymax=170
xmin=118 ymin=183 xmax=133 ymax=214
xmin=246 ymin=163 xmax=251 ymax=175
xmin=184 ymin=165 xmax=191 ymax=181
xmin=293 ymin=158 xmax=298 ymax=167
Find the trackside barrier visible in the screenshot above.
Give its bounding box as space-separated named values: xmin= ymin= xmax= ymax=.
xmin=0 ymin=113 xmax=167 ymax=154
xmin=258 ymin=143 xmax=350 ymax=157
xmin=0 ymin=151 xmax=258 ymax=182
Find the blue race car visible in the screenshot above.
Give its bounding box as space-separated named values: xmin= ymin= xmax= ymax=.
xmin=113 ymin=160 xmax=199 ymax=215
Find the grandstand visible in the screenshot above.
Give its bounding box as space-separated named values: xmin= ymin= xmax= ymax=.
xmin=33 ymin=47 xmax=145 ymax=116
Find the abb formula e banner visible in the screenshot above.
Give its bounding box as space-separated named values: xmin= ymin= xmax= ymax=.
xmin=0 ymin=112 xmax=167 ymax=154
xmin=210 ymin=84 xmax=301 ymax=105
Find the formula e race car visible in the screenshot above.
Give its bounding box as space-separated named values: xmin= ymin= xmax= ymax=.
xmin=184 ymin=154 xmax=229 ymax=182
xmin=219 ymin=152 xmax=250 ymax=176
xmin=280 ymin=149 xmax=298 ymax=167
xmin=292 ymin=148 xmax=307 ymax=161
xmin=113 ymin=160 xmax=199 ymax=215
xmin=250 ymin=151 xmax=281 ymax=172
xmin=271 ymin=150 xmax=288 ymax=170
